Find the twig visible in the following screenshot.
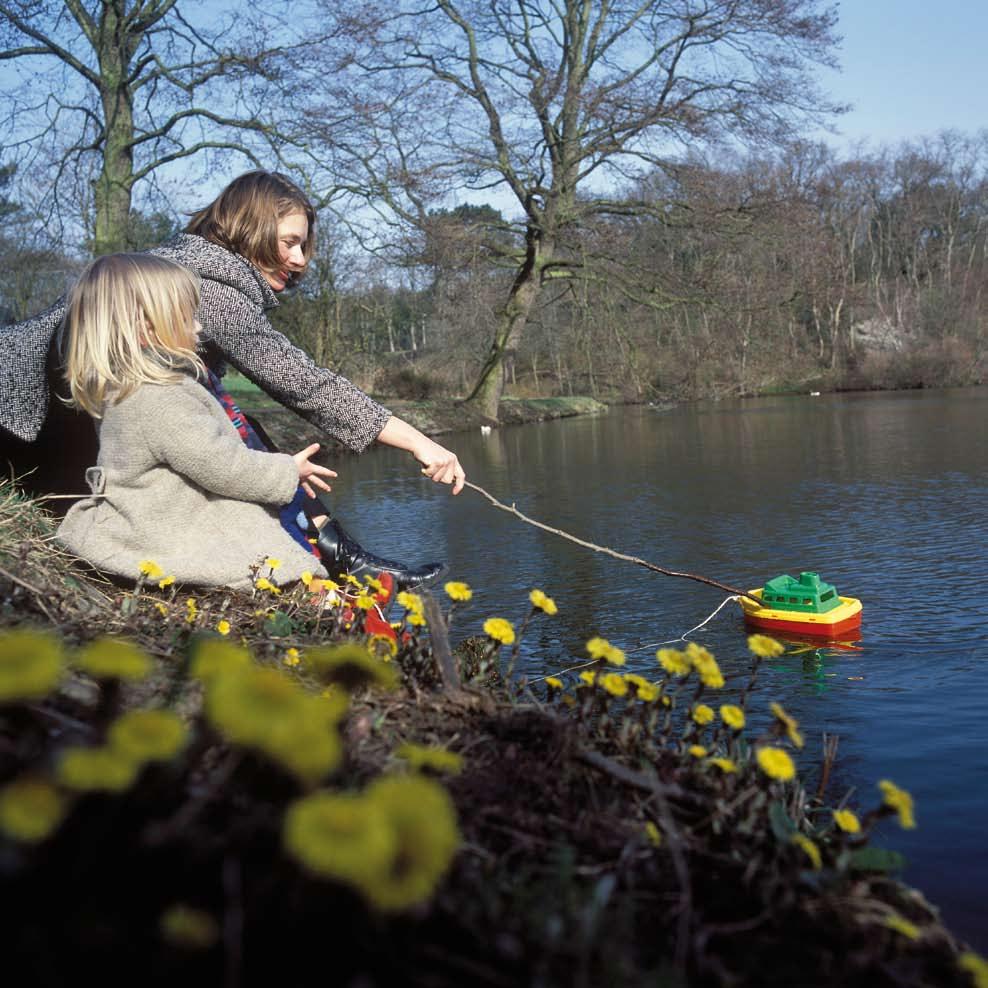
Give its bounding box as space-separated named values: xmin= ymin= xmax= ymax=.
xmin=421 ymin=590 xmax=462 ymax=692
xmin=37 ymin=493 xmax=104 ymax=500
xmin=650 ymin=781 xmax=693 ymax=976
xmin=0 ymin=562 xmax=59 ymax=623
xmin=464 ymin=481 xmax=762 ymax=605
xmin=578 ymin=748 xmax=683 ymax=799
xmin=0 ymin=562 xmax=48 ymax=598
xmin=817 ymin=733 xmax=840 ymax=801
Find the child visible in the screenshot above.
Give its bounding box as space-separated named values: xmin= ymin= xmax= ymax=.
xmin=56 ymin=253 xmax=336 ymax=590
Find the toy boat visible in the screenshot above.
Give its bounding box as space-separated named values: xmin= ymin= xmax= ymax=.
xmin=740 ymin=571 xmax=862 ymax=639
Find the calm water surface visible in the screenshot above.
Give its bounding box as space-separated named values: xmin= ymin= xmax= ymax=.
xmin=329 ymin=387 xmax=988 ymax=949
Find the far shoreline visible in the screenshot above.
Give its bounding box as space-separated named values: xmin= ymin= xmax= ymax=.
xmin=224 ymin=372 xmax=984 ymax=455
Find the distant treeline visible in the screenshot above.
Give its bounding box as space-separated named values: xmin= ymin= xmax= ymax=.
xmin=4 ymin=134 xmax=986 ymax=402
xmin=266 ymin=134 xmax=988 ymax=401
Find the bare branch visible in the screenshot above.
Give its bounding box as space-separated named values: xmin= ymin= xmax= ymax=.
xmin=0 ymin=2 xmax=101 ymax=85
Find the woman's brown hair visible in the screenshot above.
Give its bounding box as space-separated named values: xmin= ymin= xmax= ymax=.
xmin=185 ymin=170 xmax=316 ymax=288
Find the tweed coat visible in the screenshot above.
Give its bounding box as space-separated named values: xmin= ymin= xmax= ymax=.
xmin=56 ymin=375 xmax=328 ymax=589
xmin=0 ymin=234 xmax=391 ymax=450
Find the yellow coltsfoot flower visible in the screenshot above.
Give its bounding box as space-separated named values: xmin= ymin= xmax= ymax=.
xmin=57 ymin=746 xmax=139 ymax=793
xmin=205 ymin=664 xmax=344 ymax=785
xmin=108 ymin=709 xmax=189 ymax=764
xmin=756 ymin=745 xmax=796 ymax=782
xmin=360 ymin=774 xmax=460 ymax=911
xmin=720 ymin=704 xmax=745 ymax=730
xmin=878 ymin=779 xmax=916 ymax=829
xmin=770 ymin=701 xmax=805 ymax=748
xmin=284 ymin=790 xmax=397 ymax=888
xmin=138 ymin=559 xmax=163 ymax=579
xmin=656 ymin=648 xmax=691 ymax=677
xmin=160 ymin=905 xmax=219 ymax=950
xmin=600 ymin=672 xmax=628 ymax=697
xmin=483 ymin=617 xmax=515 ymax=646
xmin=748 ymin=633 xmax=785 ymax=658
xmin=304 ymin=643 xmax=399 ymax=693
xmin=686 ymin=642 xmax=724 ymax=688
xmin=790 ymin=833 xmax=822 ymax=870
xmin=0 ymin=629 xmax=65 ymax=702
xmin=635 ymin=681 xmax=660 ymax=702
xmin=958 ymin=952 xmax=988 ymax=988
xmin=189 ymin=639 xmax=250 ymax=683
xmin=75 ymin=637 xmax=151 ymax=682
xmin=832 ymin=808 xmax=861 ymax=834
xmin=395 ymin=743 xmax=464 ymax=775
xmin=691 ymin=703 xmax=715 ymax=725
xmin=444 ymin=581 xmax=472 ymax=602
xmin=0 ymin=777 xmax=66 ymax=843
xmin=587 ymin=636 xmax=625 ymax=666
xmin=528 ymin=588 xmax=557 ymax=615
xmin=884 ymin=912 xmax=921 ymax=941
xmin=397 ymin=591 xmax=424 ymax=614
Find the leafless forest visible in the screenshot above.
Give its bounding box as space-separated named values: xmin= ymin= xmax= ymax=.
xmin=2 ymin=3 xmax=985 ymax=409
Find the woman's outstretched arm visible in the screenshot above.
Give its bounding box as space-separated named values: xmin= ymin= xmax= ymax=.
xmin=375 ymin=416 xmax=466 ymax=495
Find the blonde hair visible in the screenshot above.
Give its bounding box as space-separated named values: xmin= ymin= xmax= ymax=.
xmin=62 ymin=253 xmax=204 ymax=417
xmin=185 ymin=170 xmax=316 ymax=287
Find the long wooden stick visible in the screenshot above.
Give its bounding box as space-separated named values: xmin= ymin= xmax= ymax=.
xmin=464 ymin=481 xmax=763 ymax=606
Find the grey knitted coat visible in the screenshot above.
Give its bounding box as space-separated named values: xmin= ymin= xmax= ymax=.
xmin=0 ymin=234 xmax=391 ymax=450
xmin=56 ymin=376 xmax=328 ymax=589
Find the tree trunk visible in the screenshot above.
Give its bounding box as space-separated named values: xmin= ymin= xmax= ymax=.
xmin=464 ymin=228 xmax=551 ymax=419
xmin=91 ymin=6 xmax=135 ymax=256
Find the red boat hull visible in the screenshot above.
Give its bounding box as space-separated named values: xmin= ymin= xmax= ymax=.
xmin=743 ymin=612 xmax=862 ymax=639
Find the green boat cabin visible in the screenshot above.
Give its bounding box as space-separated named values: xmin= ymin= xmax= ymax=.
xmin=759 ymin=572 xmax=841 ymax=613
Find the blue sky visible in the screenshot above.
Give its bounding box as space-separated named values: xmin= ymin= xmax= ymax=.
xmin=818 ymin=0 xmax=988 ymax=147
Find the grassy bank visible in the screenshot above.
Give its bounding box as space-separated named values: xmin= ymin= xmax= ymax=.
xmin=1 ymin=482 xmax=985 ymax=987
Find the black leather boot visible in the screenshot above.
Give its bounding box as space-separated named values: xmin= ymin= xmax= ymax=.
xmin=315 ymin=517 xmax=445 ymax=591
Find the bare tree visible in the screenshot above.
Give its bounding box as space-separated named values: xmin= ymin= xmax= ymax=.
xmin=0 ymin=1 xmax=318 ymax=253
xmin=311 ymin=0 xmax=843 ymax=418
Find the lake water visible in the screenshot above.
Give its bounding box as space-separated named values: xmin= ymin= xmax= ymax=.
xmin=327 ymin=387 xmax=988 ymax=950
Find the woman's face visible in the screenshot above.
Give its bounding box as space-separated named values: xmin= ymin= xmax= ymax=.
xmin=259 ymin=211 xmax=309 ymax=292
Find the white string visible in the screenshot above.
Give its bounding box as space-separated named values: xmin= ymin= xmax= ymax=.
xmin=627 ymin=595 xmax=740 ymax=652
xmin=531 ymin=595 xmax=740 ymax=685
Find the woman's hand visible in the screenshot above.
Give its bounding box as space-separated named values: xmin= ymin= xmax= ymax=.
xmin=412 ymin=436 xmax=466 ymax=495
xmin=293 ymin=443 xmax=338 ymax=499
xmin=375 ymin=415 xmax=467 ymax=494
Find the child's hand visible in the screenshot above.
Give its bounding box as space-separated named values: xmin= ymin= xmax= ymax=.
xmin=293 ymin=443 xmax=338 ymax=499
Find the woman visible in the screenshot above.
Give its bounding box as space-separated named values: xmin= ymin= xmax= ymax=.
xmin=0 ymin=170 xmax=464 ymax=587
